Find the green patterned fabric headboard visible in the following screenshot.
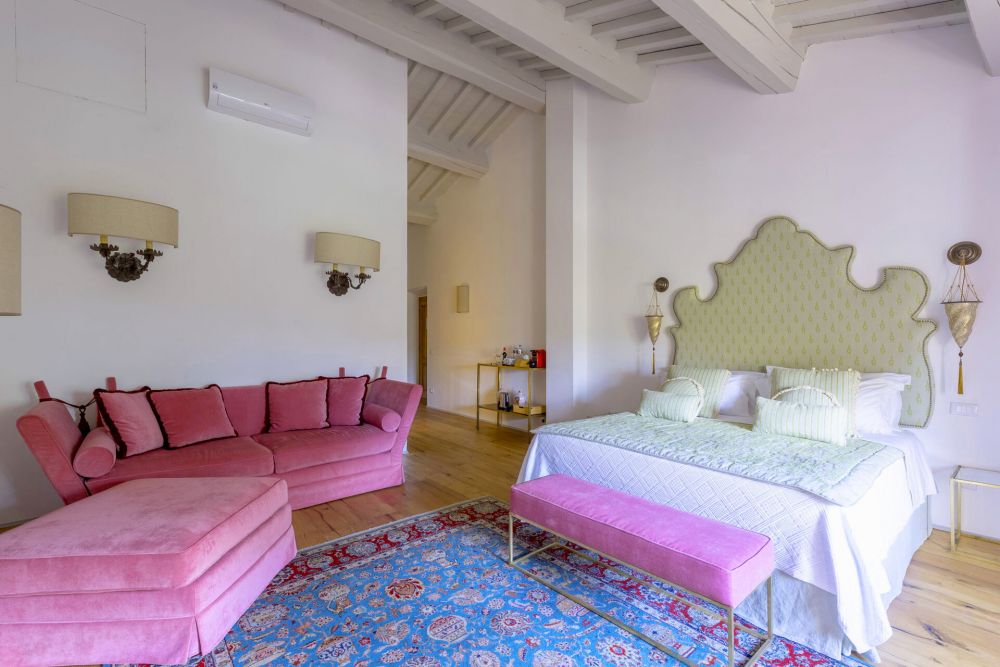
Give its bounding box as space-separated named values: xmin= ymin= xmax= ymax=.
xmin=669 ymin=217 xmax=937 ymax=427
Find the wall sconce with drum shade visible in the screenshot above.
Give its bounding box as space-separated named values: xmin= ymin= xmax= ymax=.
xmin=68 ymin=194 xmax=178 ymax=282
xmin=0 ymin=205 xmax=21 ymax=316
xmin=456 ymin=284 xmax=470 ymax=313
xmin=644 ymin=277 xmax=669 ymax=375
xmin=314 ymin=232 xmax=380 ymax=296
xmin=942 ymin=242 xmax=982 ymax=394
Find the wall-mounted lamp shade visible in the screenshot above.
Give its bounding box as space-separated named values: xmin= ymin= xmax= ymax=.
xmin=456 ymin=284 xmax=470 ymax=313
xmin=67 ymin=193 xmax=179 ymax=246
xmin=0 ymin=205 xmax=21 ymax=316
xmin=314 ymin=232 xmax=380 ymax=271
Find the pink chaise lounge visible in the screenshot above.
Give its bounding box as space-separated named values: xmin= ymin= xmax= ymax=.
xmin=17 ymin=375 xmax=422 ymax=510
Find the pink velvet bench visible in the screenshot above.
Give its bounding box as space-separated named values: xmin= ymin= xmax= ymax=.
xmin=509 ymin=474 xmax=774 ymax=667
xmin=0 ymin=477 xmax=296 ymax=667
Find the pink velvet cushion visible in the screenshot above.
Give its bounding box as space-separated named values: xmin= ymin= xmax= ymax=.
xmin=94 ymin=387 xmax=164 ymax=458
xmin=149 ymin=385 xmax=236 ymax=448
xmin=510 ymin=474 xmax=774 ymax=608
xmin=0 ymin=476 xmax=288 ymax=596
xmin=71 ymin=427 xmax=117 ymax=478
xmin=253 ymin=424 xmax=395 ymax=474
xmin=324 ymin=375 xmax=369 ymax=426
xmin=362 ymin=403 xmax=401 ymax=432
xmin=267 ymin=379 xmax=329 ymax=432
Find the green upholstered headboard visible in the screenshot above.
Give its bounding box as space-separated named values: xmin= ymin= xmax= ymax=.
xmin=669 ymin=217 xmax=937 ymax=427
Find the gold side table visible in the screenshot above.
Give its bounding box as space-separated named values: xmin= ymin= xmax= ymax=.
xmin=950 ymin=466 xmax=1000 ymax=551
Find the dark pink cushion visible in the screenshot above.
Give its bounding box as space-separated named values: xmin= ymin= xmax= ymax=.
xmin=71 ymin=427 xmax=117 ymax=478
xmin=94 ymin=387 xmax=163 ymax=457
xmin=510 ymin=474 xmax=774 ymax=608
xmin=324 ymin=375 xmax=369 ymax=426
xmin=0 ymin=477 xmax=288 ymax=596
xmin=84 ymin=436 xmax=274 ymax=494
xmin=362 ymin=403 xmax=401 ymax=432
xmin=253 ymin=424 xmax=395 ymax=474
xmin=220 ymin=384 xmax=266 ymax=436
xmin=267 ymin=379 xmax=329 ymax=432
xmin=149 ymin=385 xmax=236 ymax=448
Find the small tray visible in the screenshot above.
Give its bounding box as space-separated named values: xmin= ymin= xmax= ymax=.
xmin=512 ymin=405 xmax=545 ymax=416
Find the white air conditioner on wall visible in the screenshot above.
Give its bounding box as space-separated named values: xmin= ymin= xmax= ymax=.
xmin=207 ymin=68 xmax=315 ymax=136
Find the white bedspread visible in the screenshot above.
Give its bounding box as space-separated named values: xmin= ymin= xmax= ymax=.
xmin=517 ymin=421 xmax=936 ymax=655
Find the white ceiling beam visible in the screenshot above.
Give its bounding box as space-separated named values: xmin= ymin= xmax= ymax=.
xmin=409 ymin=127 xmax=490 ymax=178
xmin=413 ymin=1 xmax=446 ymax=19
xmin=774 ymin=0 xmax=896 ymax=25
xmin=591 ymin=10 xmax=678 ymax=38
xmin=966 ymin=0 xmax=1000 ymax=75
xmin=428 ymin=82 xmax=478 ymax=134
xmin=408 ymin=201 xmax=437 ymax=225
xmin=280 ymin=0 xmax=546 ymax=112
xmin=636 ymin=43 xmax=715 ymax=64
xmin=565 ymin=0 xmax=652 ymax=22
xmin=470 ymin=31 xmax=506 ymax=47
xmin=649 ymin=0 xmax=803 ymax=93
xmin=443 ymin=15 xmax=477 ymax=32
xmin=792 ymin=0 xmax=966 ymax=45
xmin=432 ymin=0 xmax=654 ymax=103
xmin=617 ymin=26 xmax=698 ymax=52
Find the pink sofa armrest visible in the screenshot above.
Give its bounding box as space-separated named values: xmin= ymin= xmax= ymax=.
xmin=362 ymin=404 xmax=401 ymax=433
xmin=72 ymin=427 xmax=118 ymax=478
xmin=16 ymin=402 xmax=90 ymax=504
xmin=364 ymin=380 xmax=422 ymax=455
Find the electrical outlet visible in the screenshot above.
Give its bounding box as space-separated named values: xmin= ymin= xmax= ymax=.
xmin=950 ymin=402 xmax=979 ymax=417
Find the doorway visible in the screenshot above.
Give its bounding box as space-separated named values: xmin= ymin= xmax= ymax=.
xmin=418 ymin=295 xmax=428 ymax=405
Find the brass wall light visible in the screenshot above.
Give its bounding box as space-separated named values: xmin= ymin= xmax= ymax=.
xmin=942 ymin=242 xmax=982 ymax=394
xmin=68 ymin=194 xmax=178 ymax=282
xmin=644 ymin=277 xmax=669 ymax=375
xmin=314 ymin=232 xmax=380 ymax=296
xmin=0 ymin=205 xmax=21 ymax=316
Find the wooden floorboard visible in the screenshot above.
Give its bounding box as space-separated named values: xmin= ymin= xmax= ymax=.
xmin=298 ymin=407 xmax=1000 ymax=667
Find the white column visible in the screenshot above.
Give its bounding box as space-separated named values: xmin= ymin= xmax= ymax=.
xmin=545 ymin=78 xmax=588 ymax=422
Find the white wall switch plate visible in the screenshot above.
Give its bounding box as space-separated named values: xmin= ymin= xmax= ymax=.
xmin=950 ymin=402 xmax=979 ymax=417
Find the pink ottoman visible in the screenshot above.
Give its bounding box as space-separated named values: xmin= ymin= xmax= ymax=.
xmin=0 ymin=477 xmax=296 ymax=667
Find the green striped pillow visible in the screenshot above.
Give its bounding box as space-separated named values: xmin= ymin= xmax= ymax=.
xmin=665 ymin=365 xmax=730 ymax=418
xmin=753 ymin=396 xmax=849 ymax=445
xmin=770 ymin=367 xmax=860 ymax=436
xmin=638 ymin=389 xmax=701 ymax=423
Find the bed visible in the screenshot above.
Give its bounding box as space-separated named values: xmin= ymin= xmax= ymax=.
xmin=517 ymin=218 xmax=939 ymax=661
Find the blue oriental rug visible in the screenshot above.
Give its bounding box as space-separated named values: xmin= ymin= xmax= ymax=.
xmin=114 ymin=498 xmax=865 ymax=667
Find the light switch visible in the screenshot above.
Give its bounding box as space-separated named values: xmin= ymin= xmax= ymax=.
xmin=950 ymin=402 xmax=979 ymax=417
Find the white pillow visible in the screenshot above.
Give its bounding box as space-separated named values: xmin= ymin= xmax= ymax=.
xmin=718 ymin=371 xmax=766 ymax=419
xmin=856 ymin=373 xmax=910 ymax=434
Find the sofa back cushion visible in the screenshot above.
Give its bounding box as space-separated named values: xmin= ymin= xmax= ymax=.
xmin=94 ymin=387 xmax=164 ymax=458
xmin=267 ymin=379 xmax=329 ymax=432
xmin=149 ymin=385 xmax=237 ymax=448
xmin=325 ymin=375 xmax=369 ymax=426
xmin=221 ymin=384 xmax=267 ymax=436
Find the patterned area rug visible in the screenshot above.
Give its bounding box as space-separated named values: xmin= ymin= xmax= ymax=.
xmin=114 ymin=498 xmax=866 ymax=667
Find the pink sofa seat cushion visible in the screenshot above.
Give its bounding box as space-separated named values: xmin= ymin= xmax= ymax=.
xmin=71 ymin=427 xmax=117 ymax=478
xmin=94 ymin=387 xmax=163 ymax=457
xmin=510 ymin=474 xmax=774 ymax=608
xmin=254 ymin=425 xmax=396 ymax=474
xmin=0 ymin=477 xmax=288 ymax=596
xmin=267 ymin=379 xmax=329 ymax=432
xmin=324 ymin=375 xmax=369 ymax=426
xmin=149 ymin=385 xmax=237 ymax=448
xmin=83 ymin=436 xmax=274 ymax=494
xmin=362 ymin=403 xmax=401 ymax=432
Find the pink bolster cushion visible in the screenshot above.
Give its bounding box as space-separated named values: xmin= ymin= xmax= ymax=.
xmin=148 ymin=385 xmax=237 ymax=448
xmin=324 ymin=375 xmax=370 ymax=426
xmin=362 ymin=403 xmax=401 ymax=432
xmin=267 ymin=379 xmax=329 ymax=433
xmin=71 ymin=427 xmax=118 ymax=478
xmin=93 ymin=387 xmax=164 ymax=458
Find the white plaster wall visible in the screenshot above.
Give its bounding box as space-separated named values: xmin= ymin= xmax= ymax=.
xmin=0 ymin=0 xmax=408 ymax=523
xmin=408 ymin=113 xmax=546 ymax=426
xmin=584 ymin=25 xmax=1000 ymax=537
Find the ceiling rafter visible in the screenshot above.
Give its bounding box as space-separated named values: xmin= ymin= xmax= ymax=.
xmin=958 ymin=0 xmax=999 ymax=74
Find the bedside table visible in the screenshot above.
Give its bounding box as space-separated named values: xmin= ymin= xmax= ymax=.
xmin=950 ymin=466 xmax=1000 ymax=551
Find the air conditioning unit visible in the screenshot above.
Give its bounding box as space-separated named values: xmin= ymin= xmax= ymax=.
xmin=208 ymin=68 xmax=315 ymax=136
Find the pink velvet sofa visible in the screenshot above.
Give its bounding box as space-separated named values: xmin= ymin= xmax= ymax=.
xmin=17 ymin=377 xmax=422 ymax=510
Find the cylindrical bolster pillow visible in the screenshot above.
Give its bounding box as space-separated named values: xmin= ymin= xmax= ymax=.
xmin=362 ymin=404 xmax=402 ymax=433
xmin=72 ymin=427 xmax=118 ymax=478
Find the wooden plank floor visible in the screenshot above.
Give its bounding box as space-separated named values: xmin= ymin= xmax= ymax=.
xmin=299 ymin=408 xmax=1000 ymax=667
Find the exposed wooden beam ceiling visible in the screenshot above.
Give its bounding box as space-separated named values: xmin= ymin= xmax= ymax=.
xmin=791 ymin=0 xmax=967 ymax=45
xmin=649 ymin=0 xmax=804 ymax=93
xmin=280 ymin=0 xmax=546 ymax=112
xmin=431 ymin=0 xmax=654 ymax=103
xmin=965 ymin=0 xmax=1000 ymax=74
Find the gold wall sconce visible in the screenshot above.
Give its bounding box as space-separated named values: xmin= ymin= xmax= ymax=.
xmin=314 ymin=232 xmax=380 ymax=296
xmin=942 ymin=242 xmax=982 ymax=394
xmin=644 ymin=277 xmax=669 ymax=375
xmin=68 ymin=194 xmax=178 ymax=283
xmin=457 ymin=284 xmax=470 ymax=313
xmin=0 ymin=205 xmax=21 ymax=316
